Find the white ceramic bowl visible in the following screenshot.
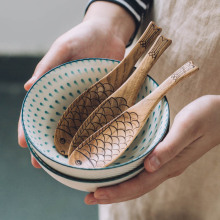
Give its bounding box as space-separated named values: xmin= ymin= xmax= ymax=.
xmin=27 ymin=140 xmax=144 ymax=192
xmin=22 ymin=58 xmax=170 ymax=179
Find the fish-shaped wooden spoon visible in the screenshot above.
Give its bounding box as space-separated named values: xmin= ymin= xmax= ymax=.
xmin=69 ymin=61 xmax=199 ymax=168
xmin=54 ymin=21 xmax=162 ymax=155
xmin=68 ymin=35 xmax=172 ymax=156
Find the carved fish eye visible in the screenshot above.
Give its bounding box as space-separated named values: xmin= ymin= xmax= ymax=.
xmin=60 ymin=138 xmax=66 ymax=144
xmin=75 ymin=160 xmax=82 ymax=166
xmin=61 ymin=150 xmax=65 ymax=155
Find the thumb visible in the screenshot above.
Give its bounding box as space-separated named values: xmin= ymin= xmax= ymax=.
xmin=144 ymin=113 xmax=201 ymax=172
xmin=24 ymin=41 xmax=70 ymax=91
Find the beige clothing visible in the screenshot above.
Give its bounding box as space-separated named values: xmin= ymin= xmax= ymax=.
xmin=99 ymin=0 xmax=220 ymax=219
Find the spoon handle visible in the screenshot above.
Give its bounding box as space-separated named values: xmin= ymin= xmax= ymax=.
xmin=54 ymin=21 xmax=161 ymax=155
xmin=118 ymin=35 xmax=172 ymax=104
xmin=107 ymin=21 xmax=162 ymax=87
xmin=68 ymin=35 xmax=171 ymax=155
xmin=133 ymin=61 xmax=199 ymax=121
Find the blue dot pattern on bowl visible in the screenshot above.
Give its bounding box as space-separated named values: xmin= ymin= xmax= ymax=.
xmin=22 ymin=59 xmax=119 ymax=164
xmin=22 ymin=58 xmax=169 ymax=168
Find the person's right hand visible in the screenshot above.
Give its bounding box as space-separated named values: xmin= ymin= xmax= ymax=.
xmin=85 ymin=95 xmax=220 ymax=204
xmin=18 ymin=1 xmax=135 ymax=167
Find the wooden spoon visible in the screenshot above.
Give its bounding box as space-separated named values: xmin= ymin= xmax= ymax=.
xmin=69 ymin=61 xmax=199 ymax=168
xmin=54 ymin=21 xmax=162 ymax=155
xmin=68 ymin=35 xmax=172 ymax=156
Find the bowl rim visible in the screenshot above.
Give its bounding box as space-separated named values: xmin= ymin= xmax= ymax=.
xmin=21 ymin=58 xmax=170 ymax=171
xmin=28 ymin=140 xmax=144 ymax=183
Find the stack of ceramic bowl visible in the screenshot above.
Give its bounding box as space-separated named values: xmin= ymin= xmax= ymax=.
xmin=22 ymin=58 xmax=170 ymax=192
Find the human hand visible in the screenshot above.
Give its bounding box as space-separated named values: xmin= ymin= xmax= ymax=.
xmin=85 ymin=95 xmax=220 ymax=204
xmin=18 ymin=1 xmax=135 ymax=167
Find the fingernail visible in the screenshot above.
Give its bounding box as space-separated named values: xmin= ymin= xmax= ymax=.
xmin=149 ymin=155 xmax=160 ymax=171
xmin=24 ymin=76 xmax=37 ymax=88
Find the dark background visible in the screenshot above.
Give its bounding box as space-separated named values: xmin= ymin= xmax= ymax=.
xmin=0 ymin=56 xmax=98 ymax=220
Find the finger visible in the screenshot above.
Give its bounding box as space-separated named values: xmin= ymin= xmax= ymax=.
xmin=144 ymin=112 xmax=203 ymax=172
xmin=84 ymin=193 xmax=97 ymax=205
xmin=94 ymin=173 xmax=147 ymax=204
xmin=18 ymin=112 xmax=41 ymax=168
xmin=24 ymin=41 xmax=70 ymax=91
xmin=84 ymin=175 xmax=144 ymax=205
xmin=85 ymin=131 xmax=215 ymax=205
xmin=85 ymin=163 xmax=173 ymax=204
xmin=31 ymin=154 xmax=41 ymax=168
xmin=85 ymin=170 xmax=165 ymax=205
xmin=18 ymin=116 xmax=28 ymax=148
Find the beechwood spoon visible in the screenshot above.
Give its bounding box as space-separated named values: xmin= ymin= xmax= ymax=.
xmin=68 ymin=35 xmax=172 ymax=156
xmin=54 ymin=21 xmax=162 ymax=155
xmin=69 ymin=61 xmax=199 ymax=168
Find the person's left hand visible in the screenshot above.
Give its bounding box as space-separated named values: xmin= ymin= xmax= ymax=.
xmin=85 ymin=95 xmax=220 ymax=204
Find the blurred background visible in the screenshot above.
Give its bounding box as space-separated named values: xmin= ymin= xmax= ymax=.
xmin=0 ymin=0 xmax=98 ymax=219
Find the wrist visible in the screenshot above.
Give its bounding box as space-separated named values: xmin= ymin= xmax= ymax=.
xmin=84 ymin=1 xmax=136 ymax=46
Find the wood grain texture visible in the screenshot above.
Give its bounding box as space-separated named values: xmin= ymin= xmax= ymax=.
xmin=69 ymin=61 xmax=199 ymax=168
xmin=68 ymin=35 xmax=171 ymax=156
xmin=54 ymin=21 xmax=162 ymax=155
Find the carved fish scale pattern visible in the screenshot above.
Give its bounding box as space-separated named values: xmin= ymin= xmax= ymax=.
xmin=69 ymin=97 xmax=130 ymax=152
xmin=56 ymin=82 xmax=115 ymax=141
xmin=73 ymin=111 xmax=140 ymax=168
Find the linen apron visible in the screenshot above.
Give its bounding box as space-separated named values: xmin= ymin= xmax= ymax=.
xmin=99 ymin=0 xmax=220 ymax=219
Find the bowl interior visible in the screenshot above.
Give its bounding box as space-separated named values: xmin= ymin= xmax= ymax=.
xmin=22 ymin=58 xmax=169 ymax=169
